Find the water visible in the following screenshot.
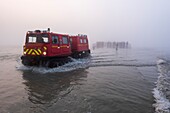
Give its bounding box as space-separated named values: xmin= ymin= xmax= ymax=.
xmin=0 ymin=46 xmax=170 ymax=113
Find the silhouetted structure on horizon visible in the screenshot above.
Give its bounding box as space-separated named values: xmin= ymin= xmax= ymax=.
xmin=92 ymin=41 xmax=131 ymax=50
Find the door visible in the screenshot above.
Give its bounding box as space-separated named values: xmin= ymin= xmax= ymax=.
xmin=61 ymin=36 xmax=70 ymax=54
xmin=51 ymin=35 xmax=61 ymax=55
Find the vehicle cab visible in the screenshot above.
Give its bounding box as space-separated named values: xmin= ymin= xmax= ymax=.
xmin=22 ymin=29 xmax=71 ymax=58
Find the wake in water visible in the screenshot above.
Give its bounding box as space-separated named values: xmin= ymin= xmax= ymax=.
xmin=16 ymin=49 xmax=157 ymax=74
xmin=153 ymin=59 xmax=170 ymax=113
xmin=16 ymin=57 xmax=91 ymax=74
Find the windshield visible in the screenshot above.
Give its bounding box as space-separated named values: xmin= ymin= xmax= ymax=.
xmin=27 ymin=34 xmax=49 ymax=43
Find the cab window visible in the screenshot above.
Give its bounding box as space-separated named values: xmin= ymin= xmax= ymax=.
xmin=80 ymin=39 xmax=83 ymax=43
xmin=27 ymin=34 xmax=49 ymax=43
xmin=42 ymin=37 xmax=49 ymax=43
xmin=70 ymin=38 xmax=72 ymax=44
xmin=84 ymin=38 xmax=87 ymax=43
xmin=28 ymin=36 xmax=36 ymax=43
xmin=52 ymin=36 xmax=59 ymax=44
xmin=62 ymin=36 xmax=68 ymax=44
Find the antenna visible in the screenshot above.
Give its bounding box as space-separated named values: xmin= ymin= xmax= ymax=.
xmin=47 ymin=28 xmax=50 ymax=32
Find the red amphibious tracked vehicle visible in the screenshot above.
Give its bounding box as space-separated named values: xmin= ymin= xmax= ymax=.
xmin=21 ymin=28 xmax=90 ymax=67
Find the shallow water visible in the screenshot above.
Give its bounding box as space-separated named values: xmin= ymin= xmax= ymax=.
xmin=0 ymin=46 xmax=170 ymax=113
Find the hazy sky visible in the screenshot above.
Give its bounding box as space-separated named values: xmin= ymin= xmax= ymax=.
xmin=1 ymin=0 xmax=170 ymax=48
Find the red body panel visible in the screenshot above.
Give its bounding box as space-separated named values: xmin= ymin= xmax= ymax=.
xmin=69 ymin=35 xmax=89 ymax=53
xmin=49 ymin=33 xmax=71 ymax=57
xmin=23 ymin=32 xmax=71 ymax=57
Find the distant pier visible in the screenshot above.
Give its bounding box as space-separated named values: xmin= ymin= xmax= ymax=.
xmin=92 ymin=41 xmax=131 ymax=50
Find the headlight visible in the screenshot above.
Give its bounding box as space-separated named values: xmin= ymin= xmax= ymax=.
xmin=43 ymin=52 xmax=47 ymax=55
